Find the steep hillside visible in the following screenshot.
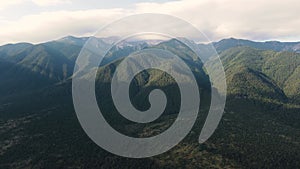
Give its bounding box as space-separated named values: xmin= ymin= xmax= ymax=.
xmin=216 ymin=46 xmax=300 ymax=103
xmin=0 ymin=43 xmax=33 ymax=62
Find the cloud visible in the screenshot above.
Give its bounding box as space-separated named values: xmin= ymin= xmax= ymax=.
xmin=31 ymin=0 xmax=71 ymax=6
xmin=134 ymin=0 xmax=300 ymax=41
xmin=0 ymin=8 xmax=131 ymax=44
xmin=0 ymin=0 xmax=300 ymax=45
xmin=0 ymin=0 xmax=24 ymax=10
xmin=0 ymin=0 xmax=71 ymax=11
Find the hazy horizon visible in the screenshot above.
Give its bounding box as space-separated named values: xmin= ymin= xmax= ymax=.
xmin=2 ymin=35 xmax=300 ymax=46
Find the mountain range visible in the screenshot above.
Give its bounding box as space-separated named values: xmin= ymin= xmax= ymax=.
xmin=0 ymin=36 xmax=299 ymax=168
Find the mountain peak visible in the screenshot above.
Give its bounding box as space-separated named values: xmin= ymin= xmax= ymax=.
xmin=56 ymin=36 xmax=89 ymax=46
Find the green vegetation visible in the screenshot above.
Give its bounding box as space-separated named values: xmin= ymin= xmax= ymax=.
xmin=216 ymin=46 xmax=300 ymax=103
xmin=0 ymin=37 xmax=299 ymax=168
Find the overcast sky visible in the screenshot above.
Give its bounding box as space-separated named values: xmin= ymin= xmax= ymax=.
xmin=0 ymin=0 xmax=300 ymax=45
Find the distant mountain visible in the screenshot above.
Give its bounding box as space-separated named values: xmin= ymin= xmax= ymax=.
xmin=94 ymin=40 xmax=211 ymax=124
xmin=212 ymin=37 xmax=300 ymax=53
xmin=0 ymin=36 xmax=299 ymax=116
xmin=196 ymin=38 xmax=300 ymax=62
xmin=0 ymin=36 xmax=299 ymax=104
xmin=56 ymin=36 xmax=89 ymax=46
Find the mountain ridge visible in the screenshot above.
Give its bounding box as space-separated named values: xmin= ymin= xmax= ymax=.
xmin=0 ymin=36 xmax=299 ymax=169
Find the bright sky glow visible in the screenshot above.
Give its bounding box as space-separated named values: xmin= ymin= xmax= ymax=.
xmin=0 ymin=0 xmax=299 ymax=45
